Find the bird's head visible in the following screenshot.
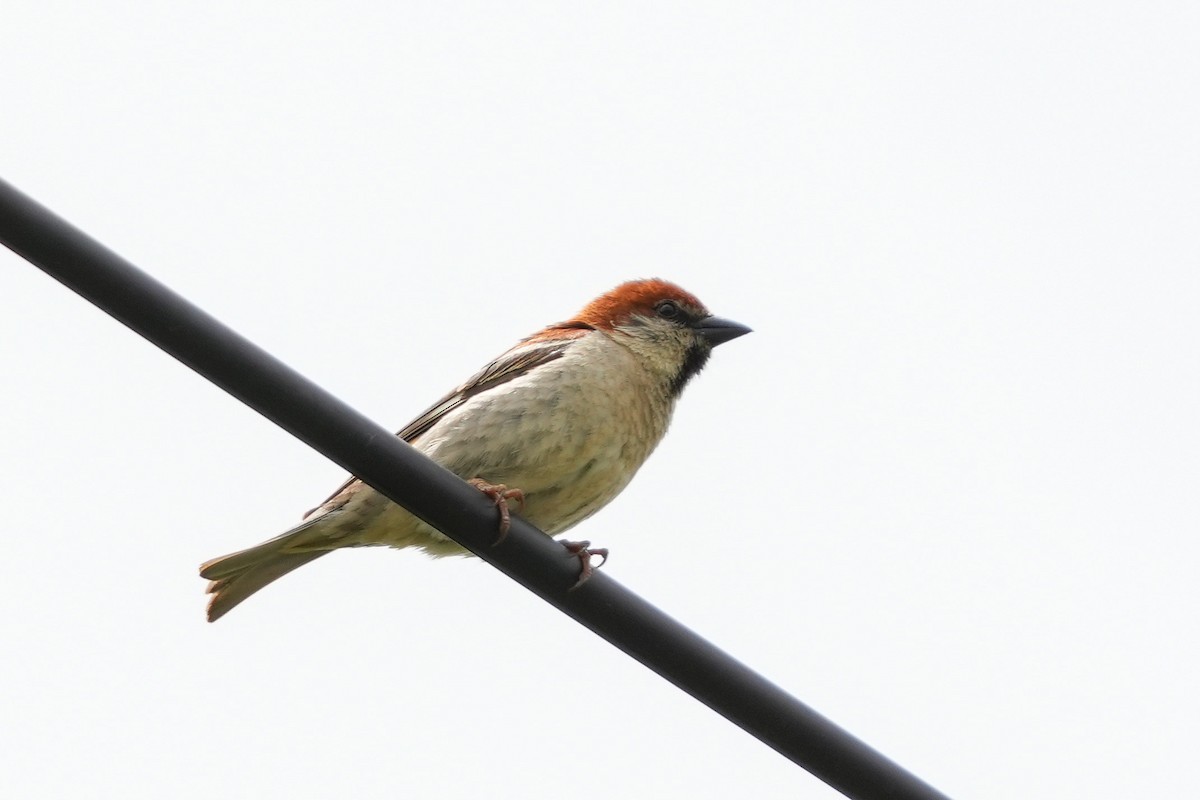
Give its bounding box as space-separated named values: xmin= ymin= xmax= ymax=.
xmin=573 ymin=278 xmax=751 ymax=395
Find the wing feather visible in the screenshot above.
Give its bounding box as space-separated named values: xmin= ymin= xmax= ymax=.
xmin=308 ymin=327 xmax=588 ymax=513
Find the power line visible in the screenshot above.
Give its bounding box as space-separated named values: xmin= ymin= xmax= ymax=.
xmin=0 ymin=178 xmax=952 ymax=800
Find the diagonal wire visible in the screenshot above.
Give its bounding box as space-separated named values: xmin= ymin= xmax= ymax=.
xmin=0 ymin=178 xmax=952 ymax=800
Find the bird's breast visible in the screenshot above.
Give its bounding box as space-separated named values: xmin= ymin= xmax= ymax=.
xmin=418 ymin=341 xmax=674 ymax=533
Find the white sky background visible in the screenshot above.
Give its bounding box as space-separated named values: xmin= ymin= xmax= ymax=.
xmin=2 ymin=2 xmax=1198 ymax=798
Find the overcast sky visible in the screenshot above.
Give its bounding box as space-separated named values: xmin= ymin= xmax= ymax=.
xmin=3 ymin=3 xmax=1198 ymax=798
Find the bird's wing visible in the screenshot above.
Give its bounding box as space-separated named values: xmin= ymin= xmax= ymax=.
xmin=306 ymin=324 xmax=592 ymax=515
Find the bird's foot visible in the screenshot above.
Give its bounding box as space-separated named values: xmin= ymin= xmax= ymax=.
xmin=468 ymin=479 xmax=526 ymax=546
xmin=560 ymin=540 xmax=609 ymax=590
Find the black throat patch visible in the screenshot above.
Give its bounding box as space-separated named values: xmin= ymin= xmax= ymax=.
xmin=669 ymin=342 xmax=712 ymax=397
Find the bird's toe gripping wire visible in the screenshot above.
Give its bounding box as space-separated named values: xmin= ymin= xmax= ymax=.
xmin=468 ymin=478 xmax=527 ymax=546
xmin=560 ymin=540 xmax=609 ymax=590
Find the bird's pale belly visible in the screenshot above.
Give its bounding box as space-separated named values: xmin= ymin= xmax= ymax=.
xmin=325 ymin=359 xmax=670 ymax=554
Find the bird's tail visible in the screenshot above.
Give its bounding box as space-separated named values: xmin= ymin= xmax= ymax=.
xmin=199 ymin=521 xmax=331 ymax=622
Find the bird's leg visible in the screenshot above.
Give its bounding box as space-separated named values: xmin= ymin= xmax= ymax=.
xmin=468 ymin=479 xmax=526 ymax=546
xmin=560 ymin=540 xmax=610 ymax=590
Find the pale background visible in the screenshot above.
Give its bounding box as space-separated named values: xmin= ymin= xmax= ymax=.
xmin=2 ymin=3 xmax=1197 ymax=798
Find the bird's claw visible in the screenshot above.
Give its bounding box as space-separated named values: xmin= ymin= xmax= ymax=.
xmin=561 ymin=540 xmax=609 ymax=590
xmin=468 ymin=479 xmax=526 ymax=546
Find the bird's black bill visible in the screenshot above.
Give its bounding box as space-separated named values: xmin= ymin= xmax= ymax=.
xmin=694 ymin=315 xmax=752 ymax=347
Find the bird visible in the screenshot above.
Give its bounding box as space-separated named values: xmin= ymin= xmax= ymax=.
xmin=199 ymin=278 xmax=750 ymax=621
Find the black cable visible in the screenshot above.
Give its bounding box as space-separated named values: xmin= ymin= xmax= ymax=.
xmin=0 ymin=178 xmax=952 ymax=800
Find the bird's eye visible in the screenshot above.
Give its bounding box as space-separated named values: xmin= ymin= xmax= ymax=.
xmin=656 ymin=300 xmax=681 ymax=320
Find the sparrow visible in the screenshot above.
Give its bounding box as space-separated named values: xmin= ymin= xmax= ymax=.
xmin=200 ymin=278 xmax=750 ymax=621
